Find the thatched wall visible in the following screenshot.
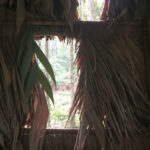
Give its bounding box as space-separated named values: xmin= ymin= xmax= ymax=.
xmin=69 ymin=24 xmax=150 ymax=149
xmin=0 ymin=0 xmax=79 ymax=150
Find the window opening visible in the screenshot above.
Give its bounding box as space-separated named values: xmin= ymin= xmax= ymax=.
xmin=36 ymin=36 xmax=79 ymax=129
xmin=77 ymin=0 xmax=105 ymax=21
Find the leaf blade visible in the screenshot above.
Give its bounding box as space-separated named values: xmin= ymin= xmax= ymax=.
xmin=37 ymin=66 xmax=54 ymax=104
xmin=24 ymin=62 xmax=38 ymax=101
xmin=33 ymin=41 xmax=56 ymax=85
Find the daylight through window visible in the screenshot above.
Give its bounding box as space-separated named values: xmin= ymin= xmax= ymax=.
xmin=36 ymin=37 xmax=79 ymax=129
xmin=77 ymin=0 xmax=104 ymax=21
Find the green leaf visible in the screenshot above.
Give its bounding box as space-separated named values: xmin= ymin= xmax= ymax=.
xmin=17 ymin=27 xmax=31 ymax=64
xmin=20 ymin=30 xmax=34 ymax=83
xmin=33 ymin=41 xmax=56 ymax=85
xmin=16 ymin=71 xmax=29 ymax=113
xmin=37 ymin=66 xmax=54 ymax=104
xmin=24 ymin=62 xmax=38 ymax=101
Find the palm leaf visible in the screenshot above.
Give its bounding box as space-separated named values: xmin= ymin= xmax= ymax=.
xmin=33 ymin=41 xmax=56 ymax=85
xmin=24 ymin=62 xmax=38 ymax=101
xmin=37 ymin=66 xmax=54 ymax=103
xmin=20 ymin=30 xmax=34 ymax=83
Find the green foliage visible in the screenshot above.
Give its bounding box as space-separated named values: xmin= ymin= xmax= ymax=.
xmin=38 ymin=37 xmax=79 ymax=128
xmin=0 ymin=26 xmax=56 ymax=149
xmin=18 ymin=28 xmax=55 ymax=103
xmin=33 ymin=41 xmax=56 ymax=85
xmin=24 ymin=62 xmax=37 ymax=101
xmin=49 ymin=91 xmax=79 ymax=128
xmin=37 ymin=66 xmax=54 ymax=103
xmin=40 ymin=37 xmax=77 ymax=85
xmin=77 ymin=0 xmax=103 ymax=21
xmin=95 ymin=0 xmax=104 ymax=20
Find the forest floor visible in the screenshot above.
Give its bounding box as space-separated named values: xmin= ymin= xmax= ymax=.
xmin=47 ymin=89 xmax=79 ymax=129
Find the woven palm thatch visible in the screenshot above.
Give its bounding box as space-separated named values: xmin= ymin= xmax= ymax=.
xmin=70 ymin=26 xmax=150 ymax=150
xmin=68 ymin=0 xmax=150 ymax=150
xmin=0 ymin=27 xmax=52 ymax=150
xmin=0 ymin=0 xmax=78 ymax=20
xmin=0 ymin=0 xmax=78 ymax=150
xmin=101 ymin=0 xmax=150 ymax=20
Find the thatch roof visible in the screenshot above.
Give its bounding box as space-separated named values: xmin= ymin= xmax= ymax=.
xmin=0 ymin=0 xmax=78 ymax=21
xmin=0 ymin=0 xmax=78 ymax=40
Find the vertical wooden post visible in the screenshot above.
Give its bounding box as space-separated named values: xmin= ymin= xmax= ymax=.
xmin=143 ymin=0 xmax=150 ymax=98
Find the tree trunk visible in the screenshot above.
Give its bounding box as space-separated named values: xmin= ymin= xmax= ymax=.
xmin=86 ymin=0 xmax=95 ymax=21
xmin=70 ymin=40 xmax=75 ymax=127
xmin=45 ymin=36 xmax=51 ymax=128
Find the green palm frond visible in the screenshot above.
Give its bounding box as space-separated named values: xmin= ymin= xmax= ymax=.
xmin=0 ymin=26 xmax=56 ymax=149
xmin=33 ymin=41 xmax=56 ymax=85
xmin=37 ymin=66 xmax=54 ymax=103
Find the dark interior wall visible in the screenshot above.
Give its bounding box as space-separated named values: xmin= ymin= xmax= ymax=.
xmin=22 ymin=129 xmax=150 ymax=150
xmin=22 ymin=129 xmax=77 ymax=150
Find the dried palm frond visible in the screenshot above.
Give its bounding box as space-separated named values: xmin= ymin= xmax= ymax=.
xmin=69 ymin=26 xmax=150 ymax=150
xmin=0 ymin=43 xmax=25 ymax=150
xmin=100 ymin=0 xmax=145 ymax=20
xmin=29 ymin=81 xmax=49 ymax=150
xmin=1 ymin=0 xmax=78 ymax=23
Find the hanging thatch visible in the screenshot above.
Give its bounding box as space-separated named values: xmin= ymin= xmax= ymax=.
xmin=0 ymin=0 xmax=78 ymax=150
xmin=67 ymin=0 xmax=150 ymax=150
xmin=69 ymin=25 xmax=150 ymax=150
xmin=0 ymin=26 xmax=52 ymax=150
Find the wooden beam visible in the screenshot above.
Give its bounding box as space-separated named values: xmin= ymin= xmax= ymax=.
xmin=1 ymin=20 xmax=150 ymax=38
xmin=22 ymin=129 xmax=150 ymax=150
xmin=32 ymin=21 xmax=147 ymax=38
